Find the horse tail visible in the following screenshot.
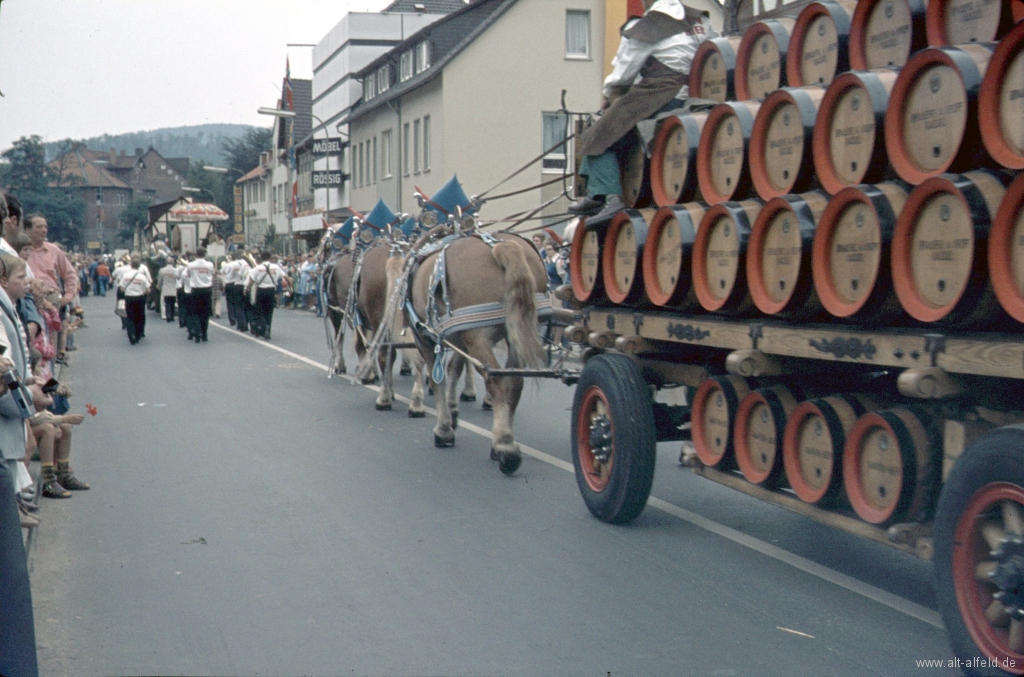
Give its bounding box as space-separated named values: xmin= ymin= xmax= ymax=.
xmin=491 ymin=241 xmax=543 ymax=369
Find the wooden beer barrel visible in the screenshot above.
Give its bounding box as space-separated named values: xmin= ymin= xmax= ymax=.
xmin=891 ymin=170 xmax=1011 ymax=325
xmin=749 ymin=86 xmax=826 ymax=199
xmin=849 ymin=0 xmax=928 ymax=70
xmin=692 ymin=200 xmax=763 ymax=315
xmin=786 ymin=0 xmax=857 ymax=87
xmin=978 ymin=20 xmax=1024 ymax=170
xmin=692 ymin=375 xmax=752 ymax=468
xmin=569 ymin=214 xmax=613 ymax=303
xmin=884 ymin=43 xmax=995 ymax=184
xmin=747 ymin=191 xmax=830 ymax=317
xmin=843 ymin=407 xmax=940 ymax=525
xmin=736 ymin=18 xmax=797 ymax=100
xmin=619 ymin=128 xmax=652 ymax=209
xmin=989 ymin=172 xmax=1024 ymax=322
xmin=690 ymin=36 xmax=742 ymax=102
xmin=813 ymin=68 xmax=900 ymax=194
xmin=734 ymin=384 xmax=801 ymax=488
xmin=641 ymin=203 xmax=706 ymax=308
xmin=783 ymin=394 xmax=877 ymax=506
xmin=812 ymin=182 xmax=909 ymax=321
xmin=601 ymin=208 xmax=656 ymax=305
xmin=650 ymin=113 xmax=707 ymax=207
xmin=696 ymin=101 xmax=761 ymax=205
xmin=925 ymin=0 xmax=1017 ymax=46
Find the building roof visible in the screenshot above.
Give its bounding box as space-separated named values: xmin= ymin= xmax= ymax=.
xmin=382 ymin=0 xmax=468 ymax=12
xmin=276 ymin=78 xmax=313 ymax=151
xmin=48 ymin=147 xmax=132 ymax=189
xmin=345 ymin=0 xmax=517 ymax=124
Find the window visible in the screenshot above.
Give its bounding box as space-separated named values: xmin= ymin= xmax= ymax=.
xmin=95 ymin=188 xmax=103 ymax=205
xmin=566 ymin=10 xmax=591 ymax=58
xmin=414 ymin=119 xmax=421 ymax=173
xmin=422 ymin=116 xmax=431 ymax=171
xmin=96 ymin=213 xmax=102 ymax=228
xmin=260 ymin=182 xmax=266 ymax=202
xmin=358 ymin=142 xmax=365 ymax=187
xmin=364 ymin=75 xmax=377 ymax=102
xmin=542 ymin=111 xmax=570 ymax=172
xmin=377 ymin=65 xmax=391 ymax=94
xmin=381 ymin=130 xmax=393 ymax=178
xmin=403 ymin=123 xmax=411 ymax=176
xmin=415 ymin=41 xmax=431 ymax=74
xmin=373 ymin=136 xmax=378 ymax=184
xmin=400 ymin=51 xmax=414 ymax=82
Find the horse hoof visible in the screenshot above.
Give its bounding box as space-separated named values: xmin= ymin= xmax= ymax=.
xmin=451 ymin=413 xmax=459 ymax=429
xmin=375 ymin=403 xmax=392 ymax=411
xmin=490 ymin=447 xmax=499 ymax=461
xmin=399 ymin=367 xmax=412 ymax=376
xmin=361 ymin=376 xmax=379 ymax=385
xmin=408 ymin=409 xmax=426 ymax=418
xmin=481 ymin=401 xmax=493 ymax=411
xmin=498 ymin=452 xmax=522 ymax=475
xmin=460 ymin=393 xmax=476 ymax=402
xmin=434 ymin=434 xmax=455 ymax=448
xmin=333 ymin=367 xmax=346 ymax=375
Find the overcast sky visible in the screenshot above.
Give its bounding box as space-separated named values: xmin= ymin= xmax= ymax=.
xmin=0 ymin=0 xmax=396 ymax=152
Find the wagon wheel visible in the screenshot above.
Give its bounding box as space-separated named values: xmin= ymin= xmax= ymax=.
xmin=935 ymin=427 xmax=1024 ymax=676
xmin=571 ymin=354 xmax=656 ymax=524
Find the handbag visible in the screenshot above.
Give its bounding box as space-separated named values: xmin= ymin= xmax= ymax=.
xmin=115 ymin=298 xmax=126 ymax=317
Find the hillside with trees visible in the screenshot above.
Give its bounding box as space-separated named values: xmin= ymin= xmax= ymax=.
xmin=40 ymin=123 xmax=260 ymax=166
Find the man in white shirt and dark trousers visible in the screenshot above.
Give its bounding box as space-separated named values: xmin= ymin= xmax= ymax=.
xmin=245 ymin=251 xmax=287 ymax=340
xmin=119 ymin=254 xmax=152 ymax=345
xmin=233 ymin=253 xmax=252 ymax=333
xmin=186 ymin=248 xmax=215 ymax=343
xmin=569 ymin=0 xmax=714 ymax=219
xmin=157 ymin=256 xmax=178 ymax=323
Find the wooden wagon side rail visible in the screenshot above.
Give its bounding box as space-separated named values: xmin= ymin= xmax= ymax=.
xmin=577 ymin=308 xmax=1024 ymax=381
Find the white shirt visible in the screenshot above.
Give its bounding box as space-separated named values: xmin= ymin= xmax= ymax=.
xmin=246 ymin=262 xmax=286 ymax=289
xmin=158 ymin=264 xmax=178 ymax=297
xmin=111 ymin=263 xmax=129 ymax=286
xmin=175 ymin=264 xmax=187 ymax=291
xmin=220 ymin=259 xmax=237 ymax=285
xmin=603 ymin=0 xmax=715 ymax=99
xmin=187 ymin=258 xmax=215 ymax=289
xmin=235 ymin=259 xmax=252 ymax=284
xmin=118 ymin=266 xmax=152 ymax=297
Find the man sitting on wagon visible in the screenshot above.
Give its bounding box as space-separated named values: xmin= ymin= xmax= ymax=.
xmin=570 ymin=0 xmax=716 ymax=219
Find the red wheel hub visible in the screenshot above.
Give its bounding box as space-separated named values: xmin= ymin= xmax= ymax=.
xmin=576 ymin=386 xmax=615 ymax=493
xmin=953 ymin=482 xmax=1024 ymax=673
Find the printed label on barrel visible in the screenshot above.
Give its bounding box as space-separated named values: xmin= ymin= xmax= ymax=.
xmin=830 ymin=202 xmax=882 ymax=305
xmin=864 ymin=0 xmax=914 ymax=68
xmin=829 ymin=85 xmax=877 ymax=185
xmin=859 ymin=426 xmax=902 ymax=511
xmin=909 ymin=193 xmax=973 ymax=308
xmin=763 ymin=210 xmax=804 ymax=303
xmin=700 ymin=52 xmax=729 ymax=102
xmin=614 ymin=222 xmax=637 ymax=293
xmin=798 ymin=413 xmax=834 ymax=492
xmin=747 ymin=33 xmax=783 ymax=99
xmin=663 ymin=125 xmax=692 ymax=201
xmin=711 ymin=115 xmax=745 ymax=197
xmin=747 ymin=402 xmax=778 ymax=474
xmin=800 ymin=14 xmax=841 ymax=85
xmin=903 ymin=65 xmax=968 ymax=172
xmin=707 ymin=215 xmax=741 ymax=301
xmin=944 ymin=0 xmax=1003 ymax=44
xmin=656 ymin=217 xmax=683 ymax=297
xmin=580 ymin=231 xmax=600 ymax=293
xmin=764 ymin=102 xmax=805 ymax=192
xmin=702 ymin=387 xmax=732 ymax=459
xmin=1000 ymin=49 xmax=1024 ymax=155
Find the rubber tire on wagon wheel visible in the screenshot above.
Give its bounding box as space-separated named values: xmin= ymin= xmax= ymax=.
xmin=935 ymin=427 xmax=1024 ymax=676
xmin=571 ymin=353 xmax=657 ymax=524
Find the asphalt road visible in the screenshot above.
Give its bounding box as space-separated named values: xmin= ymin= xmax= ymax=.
xmin=29 ymin=293 xmax=959 ymax=676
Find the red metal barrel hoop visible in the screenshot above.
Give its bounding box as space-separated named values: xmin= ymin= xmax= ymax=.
xmin=978 ymin=20 xmax=1024 ymax=169
xmin=736 ymin=18 xmax=796 ymax=100
xmin=786 ymin=0 xmax=856 ymax=87
xmin=641 ymin=203 xmax=706 ymax=308
xmin=749 ymin=86 xmax=825 ymax=200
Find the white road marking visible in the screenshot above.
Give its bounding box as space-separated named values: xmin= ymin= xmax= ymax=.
xmin=210 ymin=320 xmax=946 ymax=630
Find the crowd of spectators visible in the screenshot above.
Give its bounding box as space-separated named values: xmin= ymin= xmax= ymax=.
xmin=1 ymin=191 xmax=92 ymax=677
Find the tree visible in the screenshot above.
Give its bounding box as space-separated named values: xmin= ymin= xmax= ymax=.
xmin=119 ymin=198 xmax=151 ymax=244
xmin=1 ymin=136 xmax=86 ymax=248
xmin=221 ymin=127 xmax=273 ymax=179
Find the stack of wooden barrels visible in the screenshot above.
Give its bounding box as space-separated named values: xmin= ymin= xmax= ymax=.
xmin=569 ymin=0 xmax=1024 ymax=526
